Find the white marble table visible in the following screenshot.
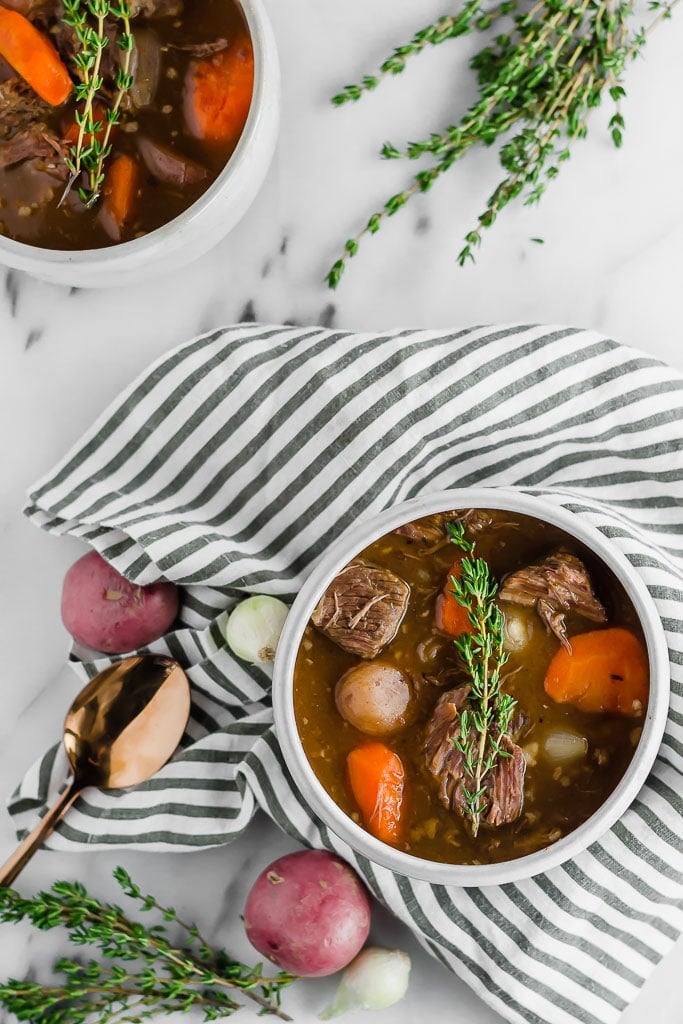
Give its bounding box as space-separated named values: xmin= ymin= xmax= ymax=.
xmin=0 ymin=1 xmax=682 ymax=1021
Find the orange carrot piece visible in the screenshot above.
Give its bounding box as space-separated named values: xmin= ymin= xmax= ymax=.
xmin=347 ymin=742 xmax=405 ymax=845
xmin=435 ymin=561 xmax=474 ymax=636
xmin=544 ymin=627 xmax=649 ymax=716
xmin=98 ymin=154 xmax=140 ymax=242
xmin=183 ymin=33 xmax=254 ymax=144
xmin=0 ymin=9 xmax=72 ymax=106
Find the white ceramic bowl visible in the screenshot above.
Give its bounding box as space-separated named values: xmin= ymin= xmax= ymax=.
xmin=0 ymin=0 xmax=280 ymax=287
xmin=273 ymin=488 xmax=670 ymax=886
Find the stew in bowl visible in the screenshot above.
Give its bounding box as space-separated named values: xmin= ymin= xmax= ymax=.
xmin=0 ymin=0 xmax=279 ymax=284
xmin=0 ymin=0 xmax=253 ymax=247
xmin=273 ymin=490 xmax=669 ymax=885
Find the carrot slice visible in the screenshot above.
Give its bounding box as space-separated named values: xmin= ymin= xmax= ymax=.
xmin=0 ymin=9 xmax=72 ymax=106
xmin=435 ymin=561 xmax=474 ymax=636
xmin=544 ymin=627 xmax=649 ymax=716
xmin=98 ymin=154 xmax=140 ymax=242
xmin=183 ymin=32 xmax=254 ymax=144
xmin=62 ymin=104 xmax=112 ymax=147
xmin=347 ymin=742 xmax=405 ymax=845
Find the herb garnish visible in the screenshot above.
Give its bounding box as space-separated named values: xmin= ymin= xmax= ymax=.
xmin=326 ymin=0 xmax=679 ymax=288
xmin=61 ymin=0 xmax=134 ymax=207
xmin=446 ymin=521 xmax=516 ymax=837
xmin=0 ymin=868 xmax=295 ymax=1022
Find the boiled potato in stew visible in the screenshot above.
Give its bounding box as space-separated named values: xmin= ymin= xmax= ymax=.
xmin=293 ymin=509 xmax=649 ymax=865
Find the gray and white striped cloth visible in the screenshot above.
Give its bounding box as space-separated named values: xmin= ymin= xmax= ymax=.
xmin=11 ymin=324 xmax=683 ymax=1024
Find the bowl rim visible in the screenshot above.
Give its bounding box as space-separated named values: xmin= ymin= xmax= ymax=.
xmin=0 ymin=0 xmax=272 ymax=267
xmin=272 ymin=487 xmax=671 ymax=887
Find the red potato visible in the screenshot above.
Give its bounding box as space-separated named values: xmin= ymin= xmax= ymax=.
xmin=244 ymin=850 xmax=371 ymax=976
xmin=61 ymin=550 xmax=179 ymax=653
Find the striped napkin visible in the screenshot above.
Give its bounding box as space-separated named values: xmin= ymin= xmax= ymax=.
xmin=10 ymin=324 xmax=683 ymax=1024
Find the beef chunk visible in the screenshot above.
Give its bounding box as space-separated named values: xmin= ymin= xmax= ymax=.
xmin=0 ymin=80 xmax=66 ymax=174
xmin=46 ymin=19 xmax=80 ymax=67
xmin=424 ymin=685 xmax=470 ymax=812
xmin=395 ymin=508 xmax=510 ymax=545
xmin=311 ymin=559 xmax=410 ymax=659
xmin=499 ymin=549 xmax=607 ymax=652
xmin=395 ymin=511 xmax=464 ymax=544
xmin=0 ymin=79 xmax=52 ymax=141
xmin=486 ymin=735 xmax=526 ymax=827
xmin=394 ymin=508 xmax=495 ymax=544
xmin=424 ymin=686 xmax=526 ymax=828
xmin=0 ymin=0 xmax=58 ymax=14
xmin=129 ymin=0 xmax=183 ymax=16
xmin=0 ymin=126 xmax=62 ymax=168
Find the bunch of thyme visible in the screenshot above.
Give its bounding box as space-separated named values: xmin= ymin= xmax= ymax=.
xmin=446 ymin=521 xmax=516 ymax=837
xmin=0 ymin=868 xmax=296 ymax=1023
xmin=61 ymin=0 xmax=134 ymax=208
xmin=326 ymin=0 xmax=679 ymax=287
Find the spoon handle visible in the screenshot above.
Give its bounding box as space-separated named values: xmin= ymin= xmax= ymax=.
xmin=0 ymin=780 xmax=82 ymax=888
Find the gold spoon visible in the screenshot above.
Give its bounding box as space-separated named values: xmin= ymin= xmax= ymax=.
xmin=0 ymin=654 xmax=191 ymax=888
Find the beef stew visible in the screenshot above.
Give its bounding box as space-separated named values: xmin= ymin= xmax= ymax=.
xmin=0 ymin=0 xmax=253 ymax=248
xmin=293 ymin=509 xmax=649 ymax=866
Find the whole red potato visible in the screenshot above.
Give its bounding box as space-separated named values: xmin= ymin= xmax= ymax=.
xmin=61 ymin=550 xmax=179 ymax=653
xmin=244 ymin=850 xmax=371 ymax=976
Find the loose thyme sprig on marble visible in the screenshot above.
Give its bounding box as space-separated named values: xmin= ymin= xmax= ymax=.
xmin=326 ymin=0 xmax=680 ymax=288
xmin=0 ymin=868 xmax=296 ymax=1023
xmin=446 ymin=520 xmax=516 ymax=837
xmin=61 ymin=0 xmax=134 ymax=207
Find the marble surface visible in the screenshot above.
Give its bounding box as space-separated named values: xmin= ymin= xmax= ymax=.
xmin=0 ymin=0 xmax=682 ymax=1021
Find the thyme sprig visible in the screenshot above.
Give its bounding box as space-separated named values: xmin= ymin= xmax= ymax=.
xmin=60 ymin=0 xmax=134 ymax=207
xmin=326 ymin=0 xmax=679 ymax=288
xmin=0 ymin=868 xmax=296 ymax=1023
xmin=446 ymin=521 xmax=516 ymax=837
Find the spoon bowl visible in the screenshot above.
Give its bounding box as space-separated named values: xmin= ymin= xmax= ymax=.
xmin=0 ymin=654 xmax=190 ymax=887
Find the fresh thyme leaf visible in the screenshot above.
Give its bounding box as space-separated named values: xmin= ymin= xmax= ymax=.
xmin=326 ymin=0 xmax=680 ymax=287
xmin=446 ymin=519 xmax=515 ymax=837
xmin=0 ymin=870 xmax=296 ymax=1022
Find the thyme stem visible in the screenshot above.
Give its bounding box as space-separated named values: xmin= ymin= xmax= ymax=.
xmin=326 ymin=0 xmax=680 ymax=288
xmin=446 ymin=521 xmax=515 ymax=837
xmin=60 ymin=0 xmax=135 ymax=208
xmin=0 ymin=869 xmax=296 ymax=1023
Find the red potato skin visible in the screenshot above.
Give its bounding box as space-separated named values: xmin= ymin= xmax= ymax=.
xmin=61 ymin=550 xmax=179 ymax=653
xmin=243 ymin=850 xmax=371 ymax=976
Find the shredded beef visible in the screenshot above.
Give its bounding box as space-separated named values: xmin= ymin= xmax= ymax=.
xmin=311 ymin=559 xmax=410 ymax=659
xmin=0 ymin=79 xmax=52 ymax=141
xmin=485 ymin=735 xmax=526 ymax=827
xmin=499 ymin=549 xmax=607 ymax=652
xmin=0 ymin=80 xmax=67 ymax=174
xmin=424 ymin=686 xmax=526 ymax=828
xmin=395 ymin=508 xmax=510 ymax=544
xmin=424 ymin=685 xmax=470 ymax=813
xmin=0 ymin=127 xmax=62 ymax=168
xmin=395 ymin=511 xmax=462 ymax=544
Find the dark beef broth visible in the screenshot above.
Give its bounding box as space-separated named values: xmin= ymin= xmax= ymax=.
xmin=0 ymin=0 xmax=251 ymax=248
xmin=293 ymin=510 xmax=647 ymax=866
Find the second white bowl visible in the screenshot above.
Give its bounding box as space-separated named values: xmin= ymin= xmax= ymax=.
xmin=0 ymin=0 xmax=280 ymax=288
